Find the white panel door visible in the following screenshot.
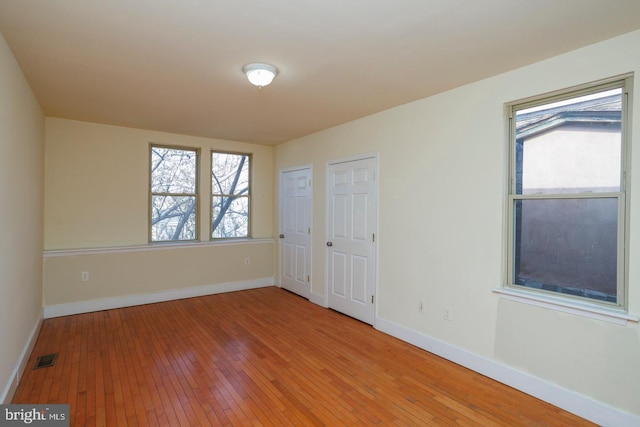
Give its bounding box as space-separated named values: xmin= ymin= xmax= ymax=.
xmin=279 ymin=167 xmax=312 ymax=299
xmin=327 ymin=157 xmax=376 ymax=324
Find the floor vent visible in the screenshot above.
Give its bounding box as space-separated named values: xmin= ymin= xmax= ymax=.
xmin=34 ymin=353 xmax=58 ymax=369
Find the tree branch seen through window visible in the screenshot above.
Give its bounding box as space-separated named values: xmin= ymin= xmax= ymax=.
xmin=150 ymin=146 xmax=198 ymax=241
xmin=212 ymin=152 xmax=250 ymax=238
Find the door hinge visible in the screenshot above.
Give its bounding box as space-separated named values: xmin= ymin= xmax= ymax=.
xmin=307 ymin=275 xmax=310 ymax=283
xmin=309 ymin=179 xmax=312 ymax=186
xmin=372 ymin=233 xmax=375 ymax=242
xmin=371 ymin=295 xmax=374 ymax=304
xmin=308 ymin=227 xmax=311 ymax=235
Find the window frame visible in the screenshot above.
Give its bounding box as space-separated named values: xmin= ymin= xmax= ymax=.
xmin=210 ymin=150 xmax=252 ymax=240
xmin=504 ymin=75 xmax=632 ymax=311
xmin=149 ymin=143 xmax=200 ymax=243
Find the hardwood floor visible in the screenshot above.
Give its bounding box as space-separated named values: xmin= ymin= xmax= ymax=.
xmin=13 ymin=287 xmax=594 ymax=426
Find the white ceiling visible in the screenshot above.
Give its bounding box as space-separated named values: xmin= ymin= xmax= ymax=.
xmin=1 ymin=1 xmax=640 ymax=145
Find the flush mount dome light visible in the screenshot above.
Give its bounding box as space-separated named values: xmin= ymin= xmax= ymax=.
xmin=243 ymin=63 xmax=278 ymax=87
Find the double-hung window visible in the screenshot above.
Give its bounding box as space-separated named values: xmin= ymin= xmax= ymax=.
xmin=150 ymin=145 xmax=199 ymax=242
xmin=211 ymin=151 xmax=251 ymax=238
xmin=506 ymin=76 xmax=632 ymax=309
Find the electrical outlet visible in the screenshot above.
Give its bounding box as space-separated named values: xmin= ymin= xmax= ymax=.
xmin=244 ymin=257 xmax=251 ymax=265
xmin=418 ymin=301 xmax=425 ymax=313
xmin=81 ymin=272 xmax=89 ymax=282
xmin=443 ymin=307 xmax=452 ymax=321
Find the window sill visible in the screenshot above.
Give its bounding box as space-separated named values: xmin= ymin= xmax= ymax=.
xmin=493 ymin=287 xmax=639 ymax=326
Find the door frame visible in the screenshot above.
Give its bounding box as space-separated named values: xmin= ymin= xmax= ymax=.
xmin=325 ymin=153 xmax=379 ymax=324
xmin=278 ymin=164 xmax=313 ymax=296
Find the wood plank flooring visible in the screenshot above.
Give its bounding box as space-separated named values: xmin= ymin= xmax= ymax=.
xmin=13 ymin=287 xmax=595 ymax=426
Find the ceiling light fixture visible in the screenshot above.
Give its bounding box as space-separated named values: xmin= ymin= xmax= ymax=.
xmin=243 ymin=63 xmax=278 ymax=87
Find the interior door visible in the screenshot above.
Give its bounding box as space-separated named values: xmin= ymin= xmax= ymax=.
xmin=327 ymin=156 xmax=377 ymax=324
xmin=279 ymin=167 xmax=312 ymax=299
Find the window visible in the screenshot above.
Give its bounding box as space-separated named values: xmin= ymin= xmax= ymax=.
xmin=150 ymin=145 xmax=199 ymax=242
xmin=211 ymin=151 xmax=250 ymax=238
xmin=506 ymin=76 xmax=631 ymax=308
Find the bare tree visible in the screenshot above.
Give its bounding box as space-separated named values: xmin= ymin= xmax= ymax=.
xmin=150 ymin=147 xmax=197 ymax=241
xmin=149 ymin=148 xmax=249 ymax=241
xmin=212 ymin=153 xmax=249 ymax=238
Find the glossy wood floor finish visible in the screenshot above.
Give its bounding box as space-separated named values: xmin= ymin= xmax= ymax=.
xmin=13 ymin=287 xmax=594 ymax=426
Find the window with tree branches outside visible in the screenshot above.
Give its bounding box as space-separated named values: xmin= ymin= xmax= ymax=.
xmin=150 ymin=145 xmax=198 ymax=242
xmin=211 ymin=152 xmax=250 ymax=238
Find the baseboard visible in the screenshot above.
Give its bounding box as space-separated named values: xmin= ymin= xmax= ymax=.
xmin=375 ymin=316 xmax=639 ymax=427
xmin=1 ymin=311 xmax=43 ymax=404
xmin=44 ymin=277 xmax=275 ymax=318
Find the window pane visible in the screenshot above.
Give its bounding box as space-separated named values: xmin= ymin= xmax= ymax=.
xmin=151 ymin=195 xmax=197 ymax=241
xmin=212 ymin=196 xmax=248 ymax=238
xmin=211 ymin=153 xmax=249 ymax=195
xmin=514 ymin=89 xmax=622 ymax=195
xmin=513 ymin=198 xmax=617 ymax=302
xmin=151 ymin=147 xmax=197 ymax=194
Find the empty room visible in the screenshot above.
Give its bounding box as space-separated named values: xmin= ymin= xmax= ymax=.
xmin=1 ymin=1 xmax=640 ymax=426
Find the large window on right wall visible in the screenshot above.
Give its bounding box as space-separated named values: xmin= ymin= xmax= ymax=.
xmin=506 ymin=75 xmax=632 ymax=310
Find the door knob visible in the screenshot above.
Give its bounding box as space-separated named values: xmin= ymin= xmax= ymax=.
xmin=326 ymin=241 xmax=333 ymax=247
xmin=279 ymin=234 xmax=284 ymax=239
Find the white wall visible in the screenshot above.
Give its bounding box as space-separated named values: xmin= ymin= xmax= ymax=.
xmin=0 ymin=32 xmax=45 ymax=402
xmin=43 ymin=118 xmax=276 ymax=310
xmin=44 ymin=118 xmax=275 ymax=249
xmin=275 ymin=30 xmax=640 ymax=421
